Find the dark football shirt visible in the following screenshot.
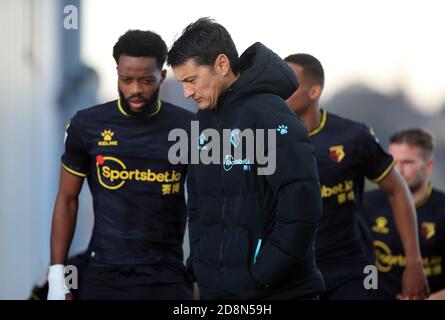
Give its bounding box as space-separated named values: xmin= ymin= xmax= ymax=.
xmin=309 ymin=109 xmax=394 ymax=287
xmin=62 ymin=99 xmax=194 ymax=275
xmin=363 ymin=186 xmax=445 ymax=299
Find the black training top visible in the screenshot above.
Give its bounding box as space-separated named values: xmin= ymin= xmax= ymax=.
xmin=309 ymin=109 xmax=394 ymax=284
xmin=62 ymin=99 xmax=194 ymax=268
xmin=187 ymin=43 xmax=324 ymax=299
xmin=363 ymin=186 xmax=445 ymax=299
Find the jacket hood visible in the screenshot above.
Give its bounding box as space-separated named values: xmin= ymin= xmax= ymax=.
xmin=219 ymin=42 xmax=298 ymax=108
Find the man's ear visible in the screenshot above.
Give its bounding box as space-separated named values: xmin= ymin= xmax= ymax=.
xmin=425 ymin=157 xmax=434 ymax=176
xmin=214 ymin=54 xmax=231 ymax=76
xmin=309 ymin=84 xmax=322 ymax=100
xmin=160 ymin=69 xmax=167 ymax=83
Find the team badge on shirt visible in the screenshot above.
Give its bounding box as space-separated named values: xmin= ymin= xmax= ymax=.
xmin=329 ymin=145 xmax=346 ymax=163
xmin=372 ymin=216 xmax=390 ymax=234
xmin=421 ymin=222 xmax=436 ymax=240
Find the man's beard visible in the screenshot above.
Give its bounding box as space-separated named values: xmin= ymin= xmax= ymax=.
xmin=408 ymin=179 xmax=423 ymax=194
xmin=118 ymin=88 xmax=160 ymax=118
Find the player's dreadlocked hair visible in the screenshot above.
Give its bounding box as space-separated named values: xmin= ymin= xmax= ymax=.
xmin=113 ymin=30 xmax=167 ymax=69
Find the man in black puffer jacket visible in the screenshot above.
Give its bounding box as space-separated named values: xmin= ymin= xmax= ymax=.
xmin=167 ymin=17 xmax=324 ymax=299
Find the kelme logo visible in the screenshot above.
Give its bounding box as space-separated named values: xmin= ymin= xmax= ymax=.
xmin=98 ymin=129 xmax=118 ymax=146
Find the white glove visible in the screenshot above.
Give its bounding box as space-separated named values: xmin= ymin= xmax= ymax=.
xmin=47 ymin=264 xmax=71 ymax=300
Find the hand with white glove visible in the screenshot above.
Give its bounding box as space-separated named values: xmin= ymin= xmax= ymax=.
xmin=47 ymin=264 xmax=73 ymax=300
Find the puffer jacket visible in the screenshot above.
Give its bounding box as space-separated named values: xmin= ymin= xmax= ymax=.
xmin=187 ymin=42 xmax=324 ymax=299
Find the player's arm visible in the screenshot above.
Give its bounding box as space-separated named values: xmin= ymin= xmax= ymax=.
xmin=48 ymin=166 xmax=84 ymax=300
xmin=378 ymin=168 xmax=430 ymax=299
xmin=50 ymin=166 xmax=83 ymax=265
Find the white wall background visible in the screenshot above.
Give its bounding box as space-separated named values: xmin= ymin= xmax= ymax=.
xmin=0 ymin=0 xmax=59 ymax=299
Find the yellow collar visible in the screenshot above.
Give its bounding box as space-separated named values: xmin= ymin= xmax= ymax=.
xmin=308 ymin=109 xmax=327 ymax=137
xmin=416 ymin=183 xmax=433 ymax=208
xmin=117 ymin=99 xmax=162 ymax=117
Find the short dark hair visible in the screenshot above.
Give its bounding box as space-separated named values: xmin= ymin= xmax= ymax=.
xmin=389 ymin=128 xmax=434 ymax=158
xmin=112 ymin=30 xmax=167 ymax=69
xmin=284 ymin=53 xmax=324 ymax=88
xmin=167 ymin=17 xmax=240 ymax=74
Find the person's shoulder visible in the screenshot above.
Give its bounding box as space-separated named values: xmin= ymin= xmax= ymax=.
xmin=247 ymin=93 xmax=289 ymax=112
xmin=74 ymin=100 xmax=117 ymax=122
xmin=161 ymin=101 xmax=196 ymax=119
xmin=160 ymin=101 xmax=196 ymax=131
xmin=327 ymin=111 xmax=383 ymax=148
xmin=247 ymin=93 xmax=299 ymax=121
xmin=254 ymin=95 xmax=307 ymax=137
xmin=431 ymin=188 xmax=445 ymax=207
xmin=432 ymin=187 xmax=445 ymax=198
xmin=325 ymin=111 xmax=368 ymax=133
xmin=430 ymin=188 xmax=445 ymax=224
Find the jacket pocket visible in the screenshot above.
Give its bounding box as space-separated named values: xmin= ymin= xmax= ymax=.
xmin=223 ymin=266 xmax=266 ymax=299
xmin=253 ymin=239 xmax=262 ymax=264
xmin=252 ymin=239 xmax=297 ymax=287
